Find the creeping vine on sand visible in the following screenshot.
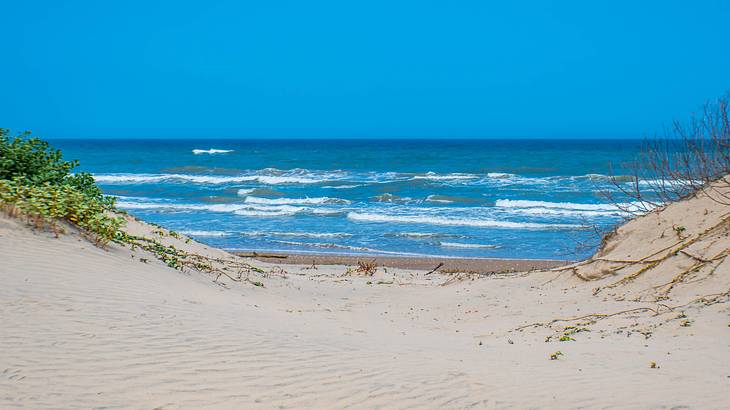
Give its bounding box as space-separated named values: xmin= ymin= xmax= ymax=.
xmin=115 ymin=231 xmax=267 ymax=287
xmin=512 ymin=289 xmax=730 ymax=332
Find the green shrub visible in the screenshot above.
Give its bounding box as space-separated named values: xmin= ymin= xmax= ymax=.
xmin=0 ymin=129 xmax=113 ymax=207
xmin=0 ymin=179 xmax=124 ymax=246
xmin=0 ymin=130 xmax=123 ymax=246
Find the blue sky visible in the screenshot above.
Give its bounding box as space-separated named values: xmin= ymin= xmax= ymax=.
xmin=2 ymin=1 xmax=730 ymax=139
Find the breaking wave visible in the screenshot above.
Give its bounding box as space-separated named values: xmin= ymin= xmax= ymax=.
xmin=180 ymin=230 xmax=231 ymax=237
xmin=244 ymin=196 xmax=351 ymax=205
xmin=115 ymin=200 xmax=341 ymax=217
xmin=269 ymin=240 xmax=428 ymax=256
xmin=412 ymin=172 xmax=478 ymax=181
xmin=94 ymin=173 xmax=321 ymax=185
xmin=192 ymin=149 xmax=234 ymax=154
xmin=439 ymin=242 xmax=499 ymax=249
xmin=495 ymin=199 xmax=623 ymax=211
xmin=346 ymin=212 xmax=580 ymax=229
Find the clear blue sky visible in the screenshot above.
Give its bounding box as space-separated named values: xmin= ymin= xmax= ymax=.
xmin=2 ymin=1 xmax=729 ymax=139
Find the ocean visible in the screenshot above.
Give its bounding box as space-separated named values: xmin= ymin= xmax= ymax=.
xmin=52 ymin=139 xmax=645 ymax=260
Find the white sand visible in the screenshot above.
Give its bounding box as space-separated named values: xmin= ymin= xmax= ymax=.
xmin=1 ymin=197 xmax=728 ymax=408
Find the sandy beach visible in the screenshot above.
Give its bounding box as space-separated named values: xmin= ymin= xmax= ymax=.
xmin=2 ymin=185 xmax=729 ymax=409
xmin=238 ymin=252 xmax=569 ymax=274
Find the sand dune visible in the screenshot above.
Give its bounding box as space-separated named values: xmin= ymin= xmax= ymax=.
xmin=1 ymin=197 xmax=729 ymax=408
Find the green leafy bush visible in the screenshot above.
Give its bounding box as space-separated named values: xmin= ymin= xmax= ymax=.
xmin=0 ymin=129 xmax=123 ymax=246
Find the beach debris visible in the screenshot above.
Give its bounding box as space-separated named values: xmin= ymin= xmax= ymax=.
xmin=237 ymin=252 xmax=289 ymax=259
xmin=344 ymin=260 xmax=378 ymax=276
xmin=424 ymin=262 xmax=445 ymax=276
xmin=550 ymin=351 xmax=563 ymax=360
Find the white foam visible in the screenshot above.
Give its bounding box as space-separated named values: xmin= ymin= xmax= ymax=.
xmin=180 ymin=230 xmax=231 ymax=237
xmin=486 ymin=172 xmax=516 ymax=178
xmin=237 ymin=188 xmax=255 ymax=196
xmin=412 ymin=172 xmax=478 ymax=181
xmin=439 ymin=242 xmax=499 ymax=249
xmin=321 ymin=184 xmax=363 ymax=189
xmin=234 ymin=208 xmax=302 ymax=217
xmin=240 ymin=231 xmax=352 ymax=238
xmin=637 ymin=178 xmax=701 ymax=187
xmin=234 ymin=205 xmax=341 ymax=217
xmin=388 ymin=232 xmax=467 ymax=239
xmin=116 ymin=201 xmax=246 ymax=212
xmin=505 ymin=207 xmax=623 ymax=217
xmin=244 ymin=196 xmax=351 ymax=205
xmin=192 ymin=149 xmax=233 ymax=154
xmin=273 ymin=232 xmax=353 ymax=238
xmin=270 ymin=240 xmax=428 ymax=256
xmin=346 ymin=212 xmax=579 ymax=229
xmin=115 ymin=200 xmax=335 ymax=217
xmin=94 ymin=173 xmax=320 ymax=185
xmin=425 ymin=195 xmax=454 ymax=204
xmin=495 ymin=199 xmax=622 ymax=211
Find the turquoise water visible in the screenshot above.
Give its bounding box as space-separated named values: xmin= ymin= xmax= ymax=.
xmin=53 ymin=139 xmax=644 ymax=260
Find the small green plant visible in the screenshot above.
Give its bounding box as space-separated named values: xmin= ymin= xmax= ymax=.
xmin=559 ymin=335 xmax=575 ymax=342
xmin=650 ymin=361 xmax=658 ymax=369
xmin=550 ymin=351 xmax=563 ymax=360
xmin=672 ymin=225 xmax=687 ymax=238
xmin=0 ymin=179 xmax=123 ymax=246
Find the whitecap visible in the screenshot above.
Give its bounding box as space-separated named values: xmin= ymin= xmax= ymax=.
xmin=180 ymin=230 xmax=231 ymax=237
xmin=94 ymin=173 xmax=321 ymax=185
xmin=321 ymin=184 xmax=363 ymax=189
xmin=486 ymin=172 xmax=516 ymax=178
xmin=494 ymin=199 xmax=623 ymax=211
xmin=346 ymin=212 xmax=579 ymax=229
xmin=505 ymin=207 xmax=623 ymax=217
xmin=386 ymin=232 xmax=468 ymax=239
xmin=270 ymin=240 xmax=429 ymax=256
xmin=115 ymin=200 xmax=337 ymax=217
xmin=240 ymin=231 xmax=352 ymax=238
xmin=237 ymin=188 xmax=255 ymax=196
xmin=192 ymin=149 xmax=233 ymax=154
xmin=244 ymin=196 xmax=351 ymax=205
xmin=425 ymin=195 xmax=454 ymax=204
xmin=439 ymin=242 xmax=499 ymax=249
xmin=412 ymin=172 xmax=478 ymax=181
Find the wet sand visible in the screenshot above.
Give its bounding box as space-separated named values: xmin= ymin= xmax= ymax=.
xmin=234 ymin=251 xmax=570 ymax=273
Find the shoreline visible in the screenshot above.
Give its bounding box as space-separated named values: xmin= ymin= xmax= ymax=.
xmin=233 ymin=250 xmax=570 ymax=273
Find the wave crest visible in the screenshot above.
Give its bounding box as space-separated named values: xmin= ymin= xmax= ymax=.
xmin=192 ymin=149 xmax=233 ymax=154
xmin=346 ymin=212 xmax=579 ymax=229
xmin=439 ymin=242 xmax=499 ymax=249
xmin=244 ymin=196 xmax=351 ymax=205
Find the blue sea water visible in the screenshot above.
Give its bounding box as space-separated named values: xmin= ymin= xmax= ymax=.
xmin=53 ymin=139 xmax=645 ymax=260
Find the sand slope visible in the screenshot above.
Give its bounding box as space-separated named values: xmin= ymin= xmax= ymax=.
xmin=1 ymin=207 xmax=728 ymax=408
